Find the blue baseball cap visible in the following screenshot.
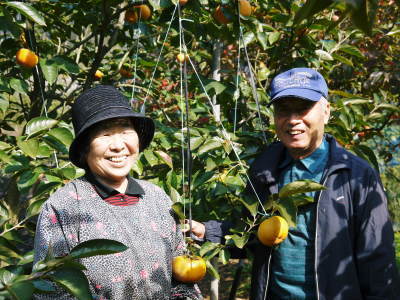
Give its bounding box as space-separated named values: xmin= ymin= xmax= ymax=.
xmin=269 ymin=67 xmax=328 ymax=105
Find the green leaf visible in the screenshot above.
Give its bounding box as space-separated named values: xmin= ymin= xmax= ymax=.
xmin=293 ymin=0 xmax=333 ymax=25
xmin=218 ymin=248 xmax=230 ymax=265
xmin=290 ymin=195 xmax=315 ymax=207
xmin=32 ymin=280 xmax=56 ymax=293
xmin=228 ymin=233 xmax=250 ymax=249
xmin=0 ymin=95 xmax=9 ymax=114
xmin=47 ymin=127 xmax=74 ymax=147
xmin=42 ymin=136 xmax=68 ymax=154
xmin=47 ymin=268 xmax=92 ymax=300
xmin=237 ymin=198 xmax=258 ymax=217
xmin=6 ymin=2 xmax=46 ymax=26
xmin=39 ymin=59 xmax=59 ymax=85
xmin=17 ymin=251 xmax=34 ymax=265
xmin=69 ymin=239 xmax=128 ymax=259
xmin=256 ymin=32 xmax=268 ymax=50
xmin=192 ymin=171 xmax=214 ymax=189
xmin=17 ymin=170 xmax=40 ymax=190
xmin=132 ymin=158 xmax=143 ymax=175
xmin=268 ymin=31 xmax=281 ymax=45
xmin=275 ymin=200 xmax=297 ymax=228
xmin=343 ymin=99 xmax=372 ymax=106
xmin=242 ymin=31 xmax=255 ymax=47
xmin=373 ymin=103 xmax=400 ymax=113
xmin=338 ymin=44 xmax=364 ymax=58
xmin=60 ymin=168 xmax=76 ymax=180
xmin=0 ymin=237 xmax=21 ymax=259
xmin=199 ymin=242 xmax=219 ymax=257
xmin=315 ymin=49 xmax=333 ymax=61
xmin=331 ymin=53 xmax=353 ymax=66
xmin=0 ymin=150 xmax=12 ymax=164
xmin=197 ymin=138 xmax=223 ymax=154
xmin=205 ymin=259 xmax=220 ymax=280
xmin=25 ymin=117 xmax=58 ymax=136
xmin=51 ymin=56 xmax=80 ymax=74
xmin=349 ymin=0 xmax=377 ymax=36
xmin=279 ymin=180 xmax=326 ymax=199
xmin=205 ymin=81 xmax=227 ymax=96
xmin=10 ymin=78 xmax=29 ymax=94
xmin=143 ymin=149 xmax=159 ymax=167
xmin=154 ymin=150 xmax=173 ymax=168
xmin=169 ymin=187 xmax=182 ymax=203
xmin=16 ymin=138 xmax=39 ymax=158
xmin=26 ymin=199 xmax=46 ymax=218
xmin=7 ymin=281 xmax=34 ymax=300
xmin=172 ymin=202 xmax=185 ymax=220
xmin=0 ymin=10 xmax=21 ymax=38
xmin=0 ymin=141 xmax=12 ymax=150
xmin=351 ymin=144 xmax=380 ymax=172
xmin=190 ymin=136 xmax=205 ymax=151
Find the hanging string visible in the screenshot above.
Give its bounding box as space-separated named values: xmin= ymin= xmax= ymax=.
xmin=177 ymin=2 xmax=188 ymax=244
xmin=142 ymin=4 xmax=178 ymax=112
xmin=140 ymin=1 xmax=268 ymax=216
xmin=233 ymin=3 xmax=243 ymax=135
xmin=130 ymin=13 xmax=142 ymax=101
xmin=239 ymin=26 xmax=268 ymax=144
xmin=26 ymin=24 xmax=59 ymax=169
xmin=177 ymin=2 xmax=196 ymax=245
xmin=186 ymin=55 xmax=267 ymax=215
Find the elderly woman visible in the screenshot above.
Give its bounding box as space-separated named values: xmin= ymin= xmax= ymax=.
xmin=33 ymin=85 xmax=201 ymax=299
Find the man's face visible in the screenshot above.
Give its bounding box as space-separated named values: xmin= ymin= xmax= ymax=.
xmin=273 ymin=97 xmax=330 ymax=159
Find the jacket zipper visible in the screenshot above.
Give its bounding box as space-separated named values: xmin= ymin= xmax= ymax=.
xmin=314 ymin=175 xmax=328 ymax=300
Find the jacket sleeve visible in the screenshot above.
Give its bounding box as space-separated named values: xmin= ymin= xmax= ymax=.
xmin=354 ymin=167 xmax=400 ymax=299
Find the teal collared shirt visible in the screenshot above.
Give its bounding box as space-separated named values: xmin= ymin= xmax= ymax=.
xmin=270 ymin=138 xmax=329 ymax=299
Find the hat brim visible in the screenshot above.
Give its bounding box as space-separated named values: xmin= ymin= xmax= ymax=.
xmin=268 ymin=88 xmax=323 ymax=106
xmin=69 ymin=109 xmax=154 ymax=168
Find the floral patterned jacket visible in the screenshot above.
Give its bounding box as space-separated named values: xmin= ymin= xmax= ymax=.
xmin=33 ymin=176 xmax=202 ymax=300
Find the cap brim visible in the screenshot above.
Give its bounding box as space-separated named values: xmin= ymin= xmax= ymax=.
xmin=69 ymin=110 xmax=154 ymax=168
xmin=268 ymin=88 xmax=323 ymax=106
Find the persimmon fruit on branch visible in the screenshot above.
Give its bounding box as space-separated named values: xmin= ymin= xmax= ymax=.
xmin=257 ymin=216 xmax=289 ymax=246
xmin=125 ymin=5 xmax=152 ymax=24
xmin=172 ymin=255 xmax=207 ymax=283
xmin=16 ymin=48 xmax=39 ymax=68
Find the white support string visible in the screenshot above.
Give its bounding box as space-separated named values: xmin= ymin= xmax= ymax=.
xmin=186 ymin=55 xmax=267 ymax=215
xmin=140 ymin=2 xmax=267 ymax=215
xmin=33 ymin=57 xmax=59 ymax=169
xmin=239 ymin=26 xmax=268 ymax=144
xmin=177 ymin=3 xmax=188 ymax=242
xmin=130 ymin=25 xmax=142 ymax=100
xmin=233 ymin=1 xmax=243 ymax=135
xmin=142 ymin=4 xmax=179 ymax=111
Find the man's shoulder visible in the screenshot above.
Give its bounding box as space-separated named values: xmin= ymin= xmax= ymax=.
xmin=328 ymin=136 xmax=378 ymax=176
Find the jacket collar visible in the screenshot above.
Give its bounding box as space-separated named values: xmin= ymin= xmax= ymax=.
xmin=85 ymin=171 xmax=145 ymax=199
xmin=250 ymin=135 xmax=351 ymax=189
xmin=324 ymin=134 xmax=352 ymax=175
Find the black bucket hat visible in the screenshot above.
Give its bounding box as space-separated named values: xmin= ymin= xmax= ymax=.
xmin=69 ymin=85 xmax=155 ymax=168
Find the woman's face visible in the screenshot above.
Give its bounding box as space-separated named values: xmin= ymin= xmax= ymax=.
xmin=86 ymin=119 xmax=139 ymax=187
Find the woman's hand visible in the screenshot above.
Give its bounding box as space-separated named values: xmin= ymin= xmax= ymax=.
xmin=183 ymin=219 xmax=206 ymax=240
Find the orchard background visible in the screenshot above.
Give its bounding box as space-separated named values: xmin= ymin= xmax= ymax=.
xmin=0 ymin=0 xmax=399 ymax=299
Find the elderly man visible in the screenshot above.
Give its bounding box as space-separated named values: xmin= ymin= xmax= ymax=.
xmin=190 ymin=68 xmax=399 ymax=299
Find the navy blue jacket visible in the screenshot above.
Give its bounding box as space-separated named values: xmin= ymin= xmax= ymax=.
xmin=205 ymin=135 xmax=399 ymax=300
